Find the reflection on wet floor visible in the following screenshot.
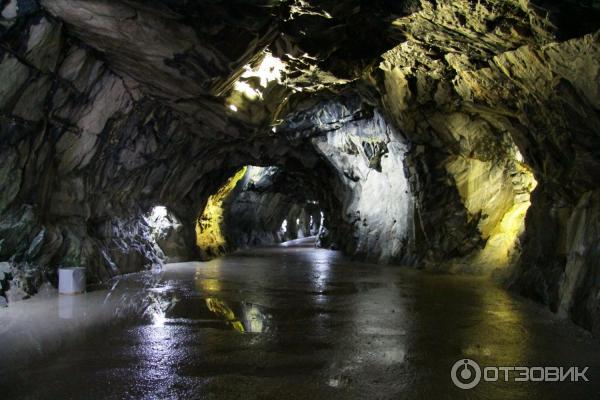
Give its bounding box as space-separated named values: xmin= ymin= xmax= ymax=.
xmin=1 ymin=240 xmax=600 ymax=399
xmin=140 ymin=284 xmax=273 ymax=334
xmin=204 ymin=298 xmax=271 ymax=333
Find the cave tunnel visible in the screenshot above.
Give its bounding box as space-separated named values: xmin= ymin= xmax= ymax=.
xmin=1 ymin=0 xmax=600 ymax=398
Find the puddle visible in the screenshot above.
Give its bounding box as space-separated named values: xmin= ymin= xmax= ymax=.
xmin=4 ymin=249 xmax=600 ymax=399
xmin=205 ymin=298 xmax=272 ymax=333
xmin=154 ymin=295 xmax=273 ymax=333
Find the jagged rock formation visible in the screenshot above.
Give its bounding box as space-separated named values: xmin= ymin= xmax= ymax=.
xmin=0 ymin=0 xmax=599 ymax=333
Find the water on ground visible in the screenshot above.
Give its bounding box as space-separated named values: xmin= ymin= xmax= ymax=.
xmin=1 ymin=238 xmax=599 ymax=399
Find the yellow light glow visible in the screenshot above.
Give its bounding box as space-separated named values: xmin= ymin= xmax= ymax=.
xmin=224 ymin=52 xmax=286 ymax=116
xmin=474 ymin=162 xmax=537 ymax=268
xmin=195 ymin=167 xmax=247 ymax=257
xmin=196 ymin=277 xmax=221 ymax=293
xmin=205 ymin=298 xmax=237 ymax=321
xmin=462 ymin=281 xmax=528 ymax=365
xmin=241 ymin=51 xmax=286 ymax=88
xmin=447 ymin=152 xmax=538 ymax=271
xmin=205 ymin=297 xmax=245 ymax=333
xmin=233 ymin=81 xmax=261 ymax=100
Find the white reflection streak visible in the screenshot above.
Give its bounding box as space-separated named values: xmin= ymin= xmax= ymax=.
xmin=152 ymin=310 xmax=166 ymax=327
xmin=310 ymin=250 xmax=333 ymax=296
xmin=136 ymin=291 xmax=177 ymax=386
xmin=244 ymin=304 xmax=266 ymax=333
xmin=145 ymin=293 xmax=169 ymax=328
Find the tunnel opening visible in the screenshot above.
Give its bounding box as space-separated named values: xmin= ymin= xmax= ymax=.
xmin=1 ymin=3 xmax=600 ymax=395
xmin=194 ymin=165 xmax=330 ymax=258
xmin=145 ymin=205 xmax=188 ymax=263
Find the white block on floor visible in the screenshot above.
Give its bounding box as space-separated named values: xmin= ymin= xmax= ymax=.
xmin=58 ymin=294 xmax=76 ymax=319
xmin=58 ymin=267 xmax=86 ymax=295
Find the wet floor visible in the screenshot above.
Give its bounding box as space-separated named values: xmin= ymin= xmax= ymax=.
xmin=1 ymin=238 xmax=599 ymax=399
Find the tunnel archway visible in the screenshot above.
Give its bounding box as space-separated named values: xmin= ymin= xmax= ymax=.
xmin=0 ymin=0 xmax=598 ymax=337
xmin=3 ymin=1 xmax=600 ymax=398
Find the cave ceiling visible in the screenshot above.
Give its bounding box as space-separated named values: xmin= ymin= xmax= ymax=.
xmin=2 ymin=0 xmax=600 ymax=332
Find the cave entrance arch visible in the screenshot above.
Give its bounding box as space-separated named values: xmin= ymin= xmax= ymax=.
xmin=194 ymin=165 xmax=332 ymax=259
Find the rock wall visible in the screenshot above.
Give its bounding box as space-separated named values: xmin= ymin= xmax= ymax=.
xmin=0 ymin=1 xmax=291 ymax=300
xmin=277 ymin=96 xmax=414 ymax=262
xmin=370 ymin=0 xmax=600 ymax=331
xmin=0 ymin=6 xmax=167 ymax=299
xmin=0 ymin=0 xmax=599 ymax=336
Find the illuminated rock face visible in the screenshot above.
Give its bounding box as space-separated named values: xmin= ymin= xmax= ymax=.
xmin=277 ymin=97 xmax=415 ymax=262
xmin=0 ymin=0 xmax=599 ymax=332
xmin=196 ymin=167 xmax=247 ymax=258
xmin=145 ymin=206 xmax=188 ymax=263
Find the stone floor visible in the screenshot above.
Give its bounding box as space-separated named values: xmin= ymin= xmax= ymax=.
xmin=1 ymin=238 xmax=599 ymax=399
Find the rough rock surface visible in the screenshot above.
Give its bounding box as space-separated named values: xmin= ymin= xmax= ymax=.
xmin=0 ymin=0 xmax=599 ymax=334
